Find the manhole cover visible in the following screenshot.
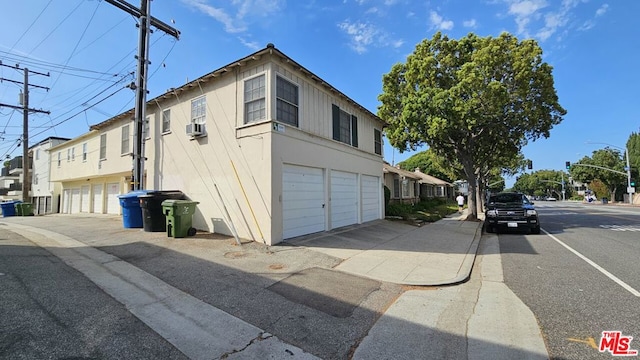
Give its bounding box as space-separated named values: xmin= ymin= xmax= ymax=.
xmin=269 ymin=263 xmax=286 ymax=270
xmin=224 ymin=251 xmax=248 ymax=259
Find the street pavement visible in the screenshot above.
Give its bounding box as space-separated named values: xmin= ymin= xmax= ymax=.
xmin=0 ymin=210 xmax=549 ymax=359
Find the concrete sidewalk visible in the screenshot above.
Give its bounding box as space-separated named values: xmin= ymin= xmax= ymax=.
xmin=0 ymin=211 xmax=548 ymax=359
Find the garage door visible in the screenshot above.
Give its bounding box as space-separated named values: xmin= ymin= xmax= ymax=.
xmin=106 ymin=183 xmax=120 ymax=215
xmin=80 ymin=185 xmax=90 ymax=213
xmin=62 ymin=189 xmax=71 ymax=214
xmin=70 ymin=188 xmax=81 ymax=214
xmin=92 ymin=184 xmax=103 ymax=213
xmin=283 ymin=164 xmax=325 ymax=239
xmin=361 ymin=175 xmax=381 ymax=222
xmin=330 ymin=171 xmax=358 ymax=229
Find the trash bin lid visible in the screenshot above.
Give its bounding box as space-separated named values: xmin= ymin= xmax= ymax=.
xmin=118 ymin=190 xmax=152 ymax=199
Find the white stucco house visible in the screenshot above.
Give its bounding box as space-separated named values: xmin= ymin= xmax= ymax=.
xmin=30 ymin=136 xmax=70 ymax=214
xmin=48 ymin=44 xmax=386 ymax=245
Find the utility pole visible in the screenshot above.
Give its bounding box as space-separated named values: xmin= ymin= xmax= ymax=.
xmin=0 ymin=62 xmax=50 ymax=203
xmin=104 ymin=0 xmax=179 ymax=191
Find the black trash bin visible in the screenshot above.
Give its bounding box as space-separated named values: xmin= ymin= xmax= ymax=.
xmin=138 ymin=191 xmax=184 ymax=232
xmin=602 ymin=198 xmax=608 ymax=205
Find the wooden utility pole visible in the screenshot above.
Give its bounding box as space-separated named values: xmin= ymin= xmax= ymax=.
xmin=104 ymin=0 xmax=179 ymax=191
xmin=0 ymin=62 xmax=50 ymax=202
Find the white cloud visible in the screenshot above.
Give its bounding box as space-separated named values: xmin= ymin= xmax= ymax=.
xmin=429 ymin=11 xmax=454 ymax=31
xmin=507 ymin=0 xmax=547 ymax=36
xmin=595 ymin=4 xmax=609 ymax=16
xmin=463 ymin=19 xmax=477 ymax=28
xmin=181 ymin=0 xmax=283 ymax=34
xmin=338 ymin=20 xmax=403 ymax=53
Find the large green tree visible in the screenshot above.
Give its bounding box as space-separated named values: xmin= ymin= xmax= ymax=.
xmin=397 ymin=149 xmax=454 ymax=182
xmin=378 ymin=32 xmax=566 ymax=219
xmin=570 ymin=147 xmax=626 ymax=201
xmin=626 ymin=132 xmax=640 ymax=184
xmin=513 ymin=170 xmax=571 ymax=199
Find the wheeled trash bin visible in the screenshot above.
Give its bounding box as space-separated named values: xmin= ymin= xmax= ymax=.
xmin=161 ymin=199 xmax=199 ymax=238
xmin=138 ymin=191 xmax=184 ymax=232
xmin=15 ymin=202 xmax=34 ymax=216
xmin=1 ymin=200 xmax=21 ymax=217
xmin=118 ymin=191 xmax=151 ymax=228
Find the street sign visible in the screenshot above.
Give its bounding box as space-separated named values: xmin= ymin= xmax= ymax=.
xmin=628 ymin=187 xmax=636 ymax=194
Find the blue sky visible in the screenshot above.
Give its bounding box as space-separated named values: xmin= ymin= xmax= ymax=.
xmin=1 ymin=0 xmax=637 ymax=187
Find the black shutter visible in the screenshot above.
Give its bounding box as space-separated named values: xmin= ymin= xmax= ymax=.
xmin=351 ymin=114 xmax=358 ymax=147
xmin=332 ymin=104 xmax=340 ymax=141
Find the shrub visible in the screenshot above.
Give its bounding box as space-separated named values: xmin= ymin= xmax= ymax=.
xmin=386 ymin=203 xmax=413 ymax=218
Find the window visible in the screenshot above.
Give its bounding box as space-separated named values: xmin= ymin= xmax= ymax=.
xmin=144 ymin=117 xmax=150 ymax=140
xmin=436 ymin=186 xmax=444 ymax=197
xmin=276 ymin=76 xmax=298 ymax=126
xmin=57 ymin=152 xmax=61 ymax=167
xmin=393 ymin=178 xmax=400 ymax=198
xmin=402 ymin=180 xmax=410 ymax=197
xmin=35 ymin=149 xmax=40 ymax=160
xmin=374 ymin=129 xmax=382 ymax=155
xmin=67 ymin=148 xmax=71 ymax=162
xmin=121 ymin=125 xmax=130 ymax=154
xmin=33 ymin=174 xmax=38 ymax=185
xmin=332 ymin=104 xmax=358 ymax=147
xmin=244 ymin=75 xmax=266 ymax=124
xmin=100 ymin=134 xmax=107 ymax=160
xmin=162 ymin=109 xmax=170 ymax=133
xmin=191 ymin=96 xmax=206 ymax=124
xmin=71 ymin=147 xmax=75 ymax=161
xmin=82 ymin=143 xmax=87 ymax=162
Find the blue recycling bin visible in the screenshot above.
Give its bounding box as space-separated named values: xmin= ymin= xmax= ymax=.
xmin=118 ymin=191 xmax=151 ymax=228
xmin=1 ymin=200 xmax=22 ymax=217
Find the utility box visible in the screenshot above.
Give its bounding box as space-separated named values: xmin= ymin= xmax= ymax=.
xmin=161 ymin=199 xmax=199 ymax=238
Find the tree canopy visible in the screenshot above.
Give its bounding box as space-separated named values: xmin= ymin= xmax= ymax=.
xmin=570 ymin=147 xmax=626 ymax=201
xmin=397 ymin=149 xmax=455 ymax=183
xmin=513 ymin=170 xmax=571 ymax=199
xmin=378 ymin=32 xmax=566 ymax=219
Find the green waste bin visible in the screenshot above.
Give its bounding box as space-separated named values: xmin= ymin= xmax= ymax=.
xmin=162 ymin=199 xmax=199 ymax=238
xmin=15 ymin=202 xmax=34 ymax=216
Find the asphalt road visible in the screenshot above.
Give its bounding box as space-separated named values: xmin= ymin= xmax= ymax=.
xmin=498 ymin=201 xmax=640 ymax=360
xmin=0 ymin=226 xmax=187 ymax=360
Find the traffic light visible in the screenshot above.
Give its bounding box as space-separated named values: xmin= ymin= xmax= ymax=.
xmin=565 ymin=161 xmax=571 ymax=169
xmin=527 ymin=160 xmax=533 ymax=169
xmin=632 ymin=180 xmax=636 ymax=187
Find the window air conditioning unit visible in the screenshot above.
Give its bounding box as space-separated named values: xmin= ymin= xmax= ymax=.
xmin=186 ymin=123 xmax=205 ymax=137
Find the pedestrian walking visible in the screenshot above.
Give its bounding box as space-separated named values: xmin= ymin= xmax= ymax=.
xmin=456 ymin=194 xmax=465 ymax=213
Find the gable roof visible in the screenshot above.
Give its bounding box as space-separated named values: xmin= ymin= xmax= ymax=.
xmin=383 ymin=163 xmax=421 ymax=180
xmin=90 ymin=43 xmax=386 ymax=131
xmin=412 ymin=169 xmax=452 ymax=186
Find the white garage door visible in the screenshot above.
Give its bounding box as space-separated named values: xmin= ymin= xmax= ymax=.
xmin=361 ymin=175 xmax=381 ymax=222
xmin=80 ymin=185 xmax=90 ymax=213
xmin=70 ymin=188 xmax=81 ymax=214
xmin=283 ymin=164 xmax=325 ymax=239
xmin=62 ymin=189 xmax=71 ymax=214
xmin=92 ymin=184 xmax=103 ymax=213
xmin=330 ymin=171 xmax=358 ymax=229
xmin=106 ymin=182 xmax=121 ymax=215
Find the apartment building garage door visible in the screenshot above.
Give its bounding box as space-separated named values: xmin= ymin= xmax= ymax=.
xmin=361 ymin=175 xmax=381 ymax=222
xmin=70 ymin=188 xmax=81 ymax=214
xmin=80 ymin=185 xmax=90 ymax=212
xmin=62 ymin=189 xmax=71 ymax=214
xmin=330 ymin=171 xmax=358 ymax=229
xmin=92 ymin=184 xmax=103 ymax=213
xmin=105 ymin=183 xmax=120 ymax=215
xmin=283 ymin=164 xmax=325 ymax=239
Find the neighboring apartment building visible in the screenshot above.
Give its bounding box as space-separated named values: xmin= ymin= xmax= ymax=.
xmin=0 ymin=156 xmax=26 ymax=201
xmin=49 ymin=44 xmax=386 ymax=245
xmin=30 ymin=137 xmax=70 ymax=214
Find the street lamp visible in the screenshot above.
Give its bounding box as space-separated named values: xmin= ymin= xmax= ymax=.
xmin=585 ymin=141 xmax=633 ymax=204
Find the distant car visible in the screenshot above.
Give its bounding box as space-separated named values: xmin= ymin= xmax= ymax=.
xmin=545 ymin=197 xmax=557 ymax=201
xmin=485 ymin=192 xmax=540 ymax=234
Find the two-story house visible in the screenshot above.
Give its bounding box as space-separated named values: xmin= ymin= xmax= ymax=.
xmin=30 ymin=136 xmax=70 ymax=214
xmin=0 ymin=156 xmax=26 ymax=201
xmin=49 ymin=44 xmax=386 ymax=245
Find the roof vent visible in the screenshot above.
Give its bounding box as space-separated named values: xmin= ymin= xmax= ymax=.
xmin=266 ymin=43 xmax=275 ymax=48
